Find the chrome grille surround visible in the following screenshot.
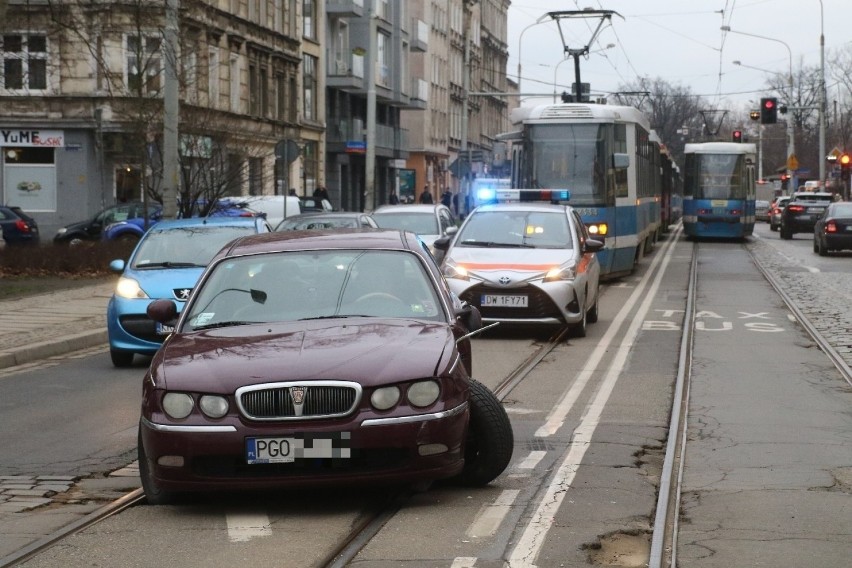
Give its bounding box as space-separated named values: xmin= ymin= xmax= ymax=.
xmin=236 ymin=381 xmax=362 ymax=421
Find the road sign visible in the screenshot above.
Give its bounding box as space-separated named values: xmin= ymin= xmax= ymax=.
xmin=786 ymin=154 xmax=799 ymax=171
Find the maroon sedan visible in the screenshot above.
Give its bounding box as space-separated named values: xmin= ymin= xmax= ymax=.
xmin=140 ymin=229 xmax=513 ymax=504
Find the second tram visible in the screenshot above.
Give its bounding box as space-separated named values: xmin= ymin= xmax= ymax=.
xmin=682 ymin=142 xmax=757 ymax=239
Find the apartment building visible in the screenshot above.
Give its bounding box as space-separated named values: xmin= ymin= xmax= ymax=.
xmin=0 ymin=0 xmax=324 ymax=235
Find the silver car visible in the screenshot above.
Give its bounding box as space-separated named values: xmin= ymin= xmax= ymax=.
xmin=434 ymin=202 xmax=604 ymax=337
xmin=371 ymin=203 xmax=458 ymax=261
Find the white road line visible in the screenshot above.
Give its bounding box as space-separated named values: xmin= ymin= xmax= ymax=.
xmin=450 ymin=557 xmax=477 ymax=568
xmin=515 ymin=450 xmax=546 ymax=470
xmin=226 ymin=513 xmax=272 ymax=542
xmin=466 ymin=489 xmax=520 ymax=538
xmin=508 ymin=231 xmax=679 ymax=567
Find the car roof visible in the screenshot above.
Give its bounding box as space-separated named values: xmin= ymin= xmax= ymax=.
xmin=792 ymin=192 xmax=833 ymax=199
xmin=471 ymin=202 xmax=574 ymax=214
xmin=150 ymin=216 xmax=263 ymax=230
xmin=213 ymin=228 xmax=420 ymax=259
xmin=373 ymin=204 xmax=446 ymax=214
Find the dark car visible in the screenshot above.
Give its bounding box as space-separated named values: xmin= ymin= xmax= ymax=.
xmin=779 ymin=192 xmax=835 ymax=239
xmin=54 ymin=201 xmax=160 ymax=245
xmin=813 ymin=201 xmax=852 ymax=255
xmin=139 ymin=229 xmax=513 ymax=504
xmin=298 ymin=196 xmax=334 ymax=213
xmin=0 ymin=205 xmax=39 ymax=245
xmin=274 ymin=211 xmax=379 ymax=231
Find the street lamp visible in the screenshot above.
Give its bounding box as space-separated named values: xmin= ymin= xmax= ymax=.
xmin=517 ymin=14 xmax=550 ymax=94
xmin=722 ymin=25 xmax=796 ymax=191
xmin=817 ymin=0 xmax=826 ymax=188
xmin=552 ymin=43 xmax=615 ymax=102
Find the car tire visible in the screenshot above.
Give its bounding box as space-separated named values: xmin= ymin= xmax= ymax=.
xmin=454 ymin=380 xmax=513 ymax=487
xmin=138 ymin=426 xmax=176 ymax=505
xmin=813 ymin=238 xmax=819 ymax=253
xmin=110 ymin=349 xmax=134 ymax=368
xmin=780 ymin=226 xmax=792 ymax=240
xmin=818 ymin=239 xmax=828 ymax=256
xmin=587 ymin=294 xmax=599 ymax=324
xmin=117 ymin=233 xmax=139 ymax=244
xmin=570 ymin=307 xmax=587 ymax=338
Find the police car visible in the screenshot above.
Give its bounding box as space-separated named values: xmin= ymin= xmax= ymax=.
xmin=433 ymin=189 xmax=604 ymax=337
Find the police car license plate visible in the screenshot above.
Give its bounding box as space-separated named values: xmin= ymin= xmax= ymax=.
xmin=246 ymin=434 xmax=352 ymax=464
xmin=482 ymin=294 xmax=528 ymax=307
xmin=155 ymin=322 xmax=175 ymax=335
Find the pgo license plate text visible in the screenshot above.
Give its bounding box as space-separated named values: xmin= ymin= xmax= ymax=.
xmin=246 ymin=433 xmax=352 ymax=464
xmin=482 ymin=294 xmax=528 ymax=307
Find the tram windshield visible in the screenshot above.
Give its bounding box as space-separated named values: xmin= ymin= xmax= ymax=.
xmin=522 ymin=124 xmax=608 ymax=207
xmin=684 ymin=153 xmax=749 ymax=200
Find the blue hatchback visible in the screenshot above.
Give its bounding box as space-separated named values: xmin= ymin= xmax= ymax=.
xmin=106 ymin=216 xmax=271 ymax=367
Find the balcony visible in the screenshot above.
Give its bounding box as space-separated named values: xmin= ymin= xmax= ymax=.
xmin=410 ymin=19 xmax=429 ymax=52
xmin=327 ymin=52 xmax=365 ymax=92
xmin=326 ymin=0 xmax=364 ymax=18
xmin=408 ymin=78 xmax=428 ymax=110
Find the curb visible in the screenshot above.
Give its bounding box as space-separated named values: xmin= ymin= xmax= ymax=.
xmin=0 ymin=330 xmax=108 ymax=370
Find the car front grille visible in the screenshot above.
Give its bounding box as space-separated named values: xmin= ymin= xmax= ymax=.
xmin=459 ymin=283 xmax=563 ymax=321
xmin=237 ymin=382 xmax=361 ymax=421
xmin=119 ymin=315 xmax=165 ymax=344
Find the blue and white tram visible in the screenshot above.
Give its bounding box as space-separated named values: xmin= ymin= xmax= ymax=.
xmin=505 ymin=103 xmax=663 ymax=279
xmin=682 ymin=142 xmax=757 ymax=239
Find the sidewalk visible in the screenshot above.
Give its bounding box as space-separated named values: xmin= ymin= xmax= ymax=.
xmin=0 ymin=280 xmax=116 ymax=369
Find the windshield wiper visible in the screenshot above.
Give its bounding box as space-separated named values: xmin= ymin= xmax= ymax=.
xmin=136 ymin=261 xmax=205 ymax=268
xmin=298 ymin=314 xmax=372 ymax=320
xmin=193 ymin=320 xmax=256 ymax=330
xmin=460 ymin=240 xmax=534 ymax=248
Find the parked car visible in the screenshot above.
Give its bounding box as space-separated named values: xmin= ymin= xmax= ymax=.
xmin=139 ymin=229 xmax=513 ymax=503
xmin=434 ymin=201 xmax=603 ymax=337
xmin=779 ymin=192 xmax=835 ymax=239
xmin=54 ymin=201 xmax=159 ymax=245
xmin=106 ymin=216 xmax=271 ymax=367
xmin=769 ymin=196 xmax=792 ymax=231
xmin=0 ymin=205 xmax=39 ymax=245
xmin=274 ymin=211 xmax=378 ymax=231
xmin=371 ymin=204 xmax=458 ymax=261
xmin=298 ymin=196 xmax=334 ymax=213
xmin=755 ymin=199 xmax=771 ymax=222
xmin=102 ymin=200 xmax=265 ymax=242
xmin=223 ymin=195 xmax=301 ymax=228
xmin=813 ymin=201 xmax=852 ymax=255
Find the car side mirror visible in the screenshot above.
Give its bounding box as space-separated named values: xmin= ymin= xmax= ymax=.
xmin=584 ymin=238 xmax=604 ymax=253
xmin=147 ymin=299 xmax=179 ymax=325
xmin=109 ymin=259 xmax=126 ymax=273
xmin=445 ymin=226 xmax=458 ymax=236
xmin=433 ymin=235 xmax=451 ymax=251
xmin=612 ymin=153 xmax=630 ymax=169
xmin=456 ymin=302 xmax=482 ymax=332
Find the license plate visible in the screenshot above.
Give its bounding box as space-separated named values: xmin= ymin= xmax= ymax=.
xmin=482 ymin=294 xmax=528 ymax=307
xmin=156 ymin=322 xmax=175 ymax=335
xmin=811 ymin=208 xmax=825 ymax=214
xmin=712 ymin=208 xmax=727 ymax=215
xmin=246 ymin=433 xmax=351 ymax=464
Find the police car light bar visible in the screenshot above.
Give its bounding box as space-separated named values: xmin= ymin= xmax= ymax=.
xmin=495 ymin=189 xmax=571 ymax=203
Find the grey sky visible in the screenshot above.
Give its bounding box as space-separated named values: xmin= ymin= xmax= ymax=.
xmin=508 ymin=0 xmax=852 ymax=109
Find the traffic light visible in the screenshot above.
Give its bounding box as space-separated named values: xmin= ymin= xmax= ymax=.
xmin=749 ymin=110 xmax=760 ymax=121
xmin=732 ymin=130 xmax=743 ymax=143
xmin=840 ymin=152 xmax=851 ymax=181
xmin=760 ymin=97 xmax=778 ymax=124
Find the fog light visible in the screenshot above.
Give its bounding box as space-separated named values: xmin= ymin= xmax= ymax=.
xmin=418 ymin=443 xmax=449 ymax=456
xmin=157 ymin=455 xmax=185 ymax=467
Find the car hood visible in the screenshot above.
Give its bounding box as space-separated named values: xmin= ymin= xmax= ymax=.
xmin=57 ymin=220 xmax=92 ymax=234
xmin=447 ymin=247 xmax=573 ymax=276
xmin=153 ymin=320 xmax=455 ymax=392
xmin=123 ymin=267 xmax=206 ymax=302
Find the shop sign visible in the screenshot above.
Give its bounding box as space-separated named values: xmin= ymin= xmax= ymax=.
xmin=0 ymin=129 xmax=65 ymax=147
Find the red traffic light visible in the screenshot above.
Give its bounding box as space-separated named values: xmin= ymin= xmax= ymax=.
xmin=762 ymin=99 xmax=775 ymax=110
xmin=732 ymin=130 xmax=743 ymax=142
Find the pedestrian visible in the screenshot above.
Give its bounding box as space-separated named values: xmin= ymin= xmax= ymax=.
xmin=389 ymin=190 xmax=400 ymax=205
xmin=313 ymin=186 xmax=331 ymax=202
xmin=419 ymin=187 xmax=434 ymax=204
xmin=440 ymin=189 xmax=452 ymax=208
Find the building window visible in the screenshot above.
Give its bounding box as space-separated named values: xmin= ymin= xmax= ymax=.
xmin=302 ymin=141 xmax=317 ymax=195
xmin=303 ymin=0 xmax=316 ymax=40
xmin=230 ymin=53 xmax=240 ymax=113
xmin=276 ymin=73 xmax=286 ymax=120
xmin=208 ymin=46 xmax=219 ymax=108
xmin=126 ymin=35 xmax=161 ymax=95
xmin=2 ymin=33 xmax=48 ymax=92
xmin=376 ymin=31 xmax=390 ymax=88
xmin=303 ymin=54 xmax=317 ymax=121
xmin=289 ymin=75 xmax=298 ymax=122
xmin=249 ymin=157 xmax=263 ymax=196
xmin=288 ymin=0 xmax=298 ymax=38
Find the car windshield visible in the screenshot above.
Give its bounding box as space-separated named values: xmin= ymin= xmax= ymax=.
xmin=455 ymin=209 xmax=572 ymax=249
xmin=277 ymin=217 xmax=359 ymax=230
xmin=373 ymin=212 xmax=438 ymax=235
xmin=131 ymin=225 xmax=256 ymax=269
xmin=182 ymin=250 xmax=446 ymax=329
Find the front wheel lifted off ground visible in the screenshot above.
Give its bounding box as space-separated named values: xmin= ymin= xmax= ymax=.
xmin=453 ymin=379 xmax=514 ymax=486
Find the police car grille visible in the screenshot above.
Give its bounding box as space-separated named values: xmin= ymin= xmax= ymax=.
xmin=459 ymin=284 xmax=563 ymax=320
xmin=240 ymin=386 xmax=358 ymax=420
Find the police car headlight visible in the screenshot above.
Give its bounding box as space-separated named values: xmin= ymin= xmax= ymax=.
xmin=199 ymin=395 xmax=229 ymax=418
xmin=371 ymin=386 xmax=401 ymax=410
xmin=162 ymin=393 xmax=194 ymax=419
xmin=115 ymin=277 xmax=149 ymax=299
xmin=442 ymin=259 xmax=469 ymax=281
xmin=543 ymin=265 xmax=576 ymax=282
xmin=587 ymin=223 xmax=608 ymax=236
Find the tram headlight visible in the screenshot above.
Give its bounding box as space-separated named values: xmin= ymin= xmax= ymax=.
xmin=586 ymin=223 xmax=608 ymax=236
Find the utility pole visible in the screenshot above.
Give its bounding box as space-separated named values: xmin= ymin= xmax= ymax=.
xmin=460 ymin=0 xmax=475 ymax=216
xmin=364 ymin=0 xmax=377 ymax=212
xmin=162 ymin=0 xmax=180 ymax=218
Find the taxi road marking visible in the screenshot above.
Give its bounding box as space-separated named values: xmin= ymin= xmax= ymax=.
xmin=226 ymin=512 xmax=272 ymax=542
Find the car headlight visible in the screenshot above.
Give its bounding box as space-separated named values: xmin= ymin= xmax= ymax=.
xmin=199 ymin=395 xmax=229 ymax=418
xmin=56 ymin=227 xmax=67 ymax=235
xmin=371 ymin=386 xmax=401 ymax=410
xmin=543 ymin=264 xmax=577 ymax=282
xmin=442 ymin=259 xmax=469 ymax=281
xmin=115 ymin=277 xmax=149 ymax=299
xmin=162 ymin=393 xmax=194 ymax=419
xmin=407 ymin=380 xmax=440 ymax=407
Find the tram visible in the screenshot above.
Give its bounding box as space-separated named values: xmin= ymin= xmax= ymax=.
xmin=682 ymin=142 xmax=757 ymax=239
xmin=654 ymin=134 xmax=683 ymax=233
xmin=503 ymin=102 xmax=663 ymax=279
